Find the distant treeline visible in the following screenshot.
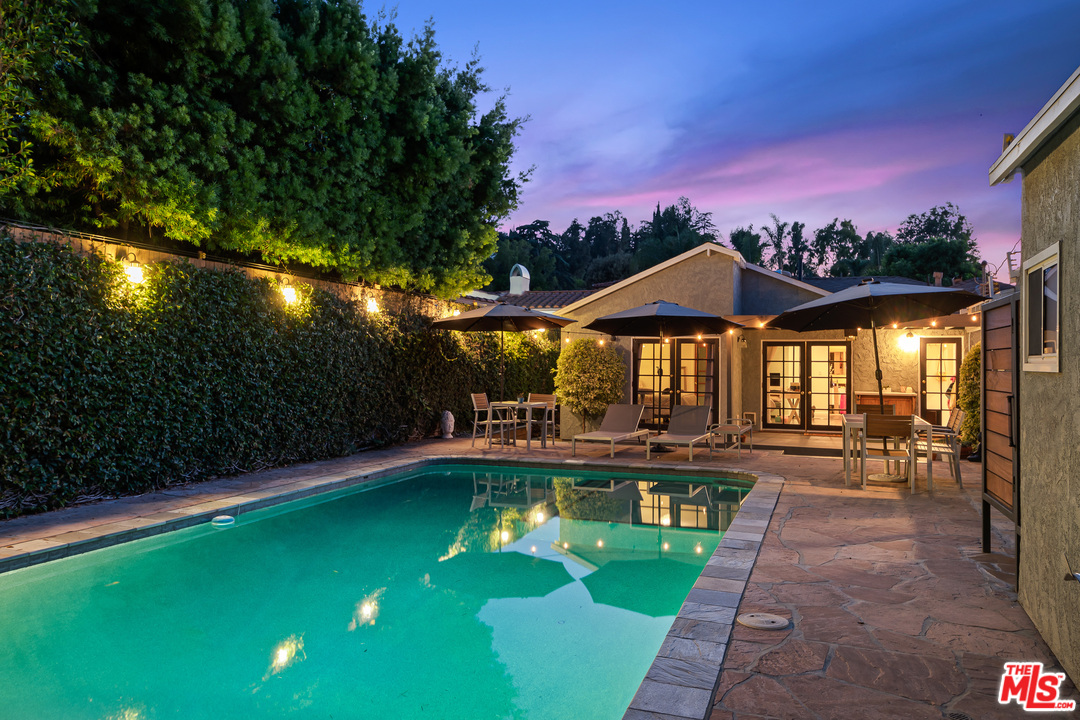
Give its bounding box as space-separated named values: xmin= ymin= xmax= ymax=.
xmin=485 ymin=199 xmax=983 ymax=291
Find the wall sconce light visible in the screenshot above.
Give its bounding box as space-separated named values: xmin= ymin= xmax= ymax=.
xmin=366 ymin=297 xmax=380 ymax=314
xmin=899 ymin=331 xmax=919 ymax=352
xmin=737 ymin=336 xmax=748 ymax=349
xmin=280 ymin=279 xmax=297 ymax=304
xmin=116 ymin=251 xmax=144 ymax=284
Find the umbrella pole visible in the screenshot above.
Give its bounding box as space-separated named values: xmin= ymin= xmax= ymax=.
xmin=870 ymin=316 xmax=885 ymax=410
xmin=500 ymin=330 xmax=506 ymax=402
xmin=869 ymin=316 xmax=901 ymax=479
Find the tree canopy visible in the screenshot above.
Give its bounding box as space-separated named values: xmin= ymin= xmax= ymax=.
xmin=485 ymin=203 xmax=985 ymax=292
xmin=0 ymin=0 xmax=526 ymax=297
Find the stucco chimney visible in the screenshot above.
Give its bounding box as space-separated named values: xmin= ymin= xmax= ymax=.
xmin=932 ymin=271 xmax=943 ymax=287
xmin=509 ymin=264 xmax=531 ymax=295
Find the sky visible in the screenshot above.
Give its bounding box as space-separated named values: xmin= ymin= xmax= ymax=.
xmin=387 ymin=0 xmax=1080 ymax=279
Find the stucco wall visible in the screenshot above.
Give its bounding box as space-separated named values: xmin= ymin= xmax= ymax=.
xmin=558 ymin=249 xmax=737 ymax=436
xmin=735 ymin=326 xmax=971 ymax=426
xmin=1016 ymin=108 xmax=1080 ymax=681
xmin=737 ymin=266 xmax=822 ymax=314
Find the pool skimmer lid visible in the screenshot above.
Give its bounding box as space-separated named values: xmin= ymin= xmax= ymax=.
xmin=737 ymin=612 xmax=789 ymax=630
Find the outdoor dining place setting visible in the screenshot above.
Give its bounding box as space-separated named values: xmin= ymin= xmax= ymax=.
xmin=430 ymin=302 xmax=571 ymax=451
xmin=768 ymin=278 xmax=981 ymax=495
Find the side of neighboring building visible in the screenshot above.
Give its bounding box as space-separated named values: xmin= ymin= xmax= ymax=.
xmin=990 ymin=64 xmax=1080 ymax=681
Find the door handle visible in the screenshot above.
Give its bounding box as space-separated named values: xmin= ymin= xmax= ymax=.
xmin=1006 ymin=394 xmax=1014 ymax=447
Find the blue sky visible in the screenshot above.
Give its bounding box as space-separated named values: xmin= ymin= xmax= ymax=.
xmin=387 ymin=0 xmax=1080 ymax=277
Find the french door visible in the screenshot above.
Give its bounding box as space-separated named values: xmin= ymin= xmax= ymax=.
xmin=633 ymin=339 xmax=718 ymax=431
xmin=921 ymin=337 xmax=961 ymax=426
xmin=763 ymin=341 xmax=850 ymax=431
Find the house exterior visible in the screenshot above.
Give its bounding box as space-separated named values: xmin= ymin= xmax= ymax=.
xmin=556 ymin=243 xmax=979 ymax=437
xmin=990 ymin=64 xmax=1080 ymax=680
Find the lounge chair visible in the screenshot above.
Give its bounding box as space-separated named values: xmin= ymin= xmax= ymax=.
xmin=571 ymin=404 xmax=649 ymax=457
xmin=646 ymin=405 xmax=713 ymax=461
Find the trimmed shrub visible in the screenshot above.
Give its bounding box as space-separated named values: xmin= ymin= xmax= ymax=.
xmin=0 ymin=235 xmax=557 ymax=517
xmin=553 ymin=339 xmax=626 ymax=426
xmin=957 ymin=341 xmax=981 ymax=447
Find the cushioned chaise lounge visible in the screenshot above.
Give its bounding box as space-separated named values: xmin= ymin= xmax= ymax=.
xmin=646 ymin=405 xmax=713 ymax=461
xmin=571 ymin=404 xmax=649 ymax=457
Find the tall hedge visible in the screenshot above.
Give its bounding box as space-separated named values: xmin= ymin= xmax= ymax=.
xmin=0 ymin=236 xmax=557 ymax=517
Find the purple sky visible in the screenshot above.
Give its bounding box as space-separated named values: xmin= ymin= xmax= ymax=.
xmin=389 ymin=0 xmax=1080 ymax=278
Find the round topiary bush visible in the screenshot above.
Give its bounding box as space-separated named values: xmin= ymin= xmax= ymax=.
xmin=553 ymin=339 xmax=625 ymax=427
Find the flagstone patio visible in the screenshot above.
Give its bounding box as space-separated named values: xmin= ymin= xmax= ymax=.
xmin=1 ymin=433 xmax=1075 ymax=719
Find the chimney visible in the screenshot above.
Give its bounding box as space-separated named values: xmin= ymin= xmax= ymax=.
xmin=509 ymin=264 xmax=531 ymax=295
xmin=932 ymin=271 xmax=943 ymax=287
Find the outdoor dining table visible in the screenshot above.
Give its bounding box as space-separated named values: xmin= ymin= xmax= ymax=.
xmin=489 ymin=400 xmax=549 ymax=451
xmin=841 ymin=413 xmax=935 ymax=491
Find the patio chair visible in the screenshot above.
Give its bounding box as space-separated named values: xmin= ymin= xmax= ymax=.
xmin=710 ymin=417 xmax=753 ymax=458
xmin=527 ymin=393 xmax=558 ymax=444
xmin=646 ymin=405 xmax=713 ymax=462
xmin=859 ymin=413 xmax=916 ymax=491
xmin=913 ymin=409 xmax=964 ymax=488
xmin=571 ymin=404 xmax=649 ymax=458
xmin=471 ymin=393 xmax=514 ymax=447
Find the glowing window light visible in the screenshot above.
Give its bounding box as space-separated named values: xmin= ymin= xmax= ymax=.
xmin=367 ymin=297 xmax=380 ymax=314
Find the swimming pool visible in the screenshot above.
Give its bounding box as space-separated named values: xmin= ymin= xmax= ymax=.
xmin=0 ymin=464 xmax=750 ymax=719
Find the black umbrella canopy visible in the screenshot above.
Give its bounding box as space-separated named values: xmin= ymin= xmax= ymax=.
xmin=430 ymin=302 xmax=574 ymax=332
xmin=583 ymin=301 xmax=743 ymax=338
xmin=766 ymin=280 xmax=983 ymax=333
xmin=431 ymin=303 xmax=574 ymax=400
xmin=768 ymin=279 xmax=983 ymax=410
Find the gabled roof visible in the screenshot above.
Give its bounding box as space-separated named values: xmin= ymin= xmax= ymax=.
xmin=500 ymin=288 xmax=598 ymax=309
xmin=560 ymin=242 xmax=826 ymax=314
xmin=990 ymin=64 xmax=1080 ymax=185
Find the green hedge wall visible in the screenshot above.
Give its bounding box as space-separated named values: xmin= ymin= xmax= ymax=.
xmin=0 ymin=235 xmax=558 ymax=517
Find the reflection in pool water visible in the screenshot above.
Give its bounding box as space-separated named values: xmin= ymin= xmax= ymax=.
xmin=0 ymin=465 xmax=749 ymax=720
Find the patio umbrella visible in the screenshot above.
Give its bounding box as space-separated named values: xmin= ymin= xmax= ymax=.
xmin=766 ymin=279 xmax=982 ymax=411
xmin=582 ymin=300 xmax=742 ymax=339
xmin=584 ymin=301 xmax=743 ymax=439
xmin=431 ymin=303 xmax=574 ymax=400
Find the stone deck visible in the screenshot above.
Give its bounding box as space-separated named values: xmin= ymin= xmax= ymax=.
xmin=1 ymin=434 xmax=1076 ymax=719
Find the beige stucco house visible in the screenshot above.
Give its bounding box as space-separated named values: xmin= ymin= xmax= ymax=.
xmin=990 ymin=63 xmax=1080 ymax=681
xmin=556 ymin=243 xmax=979 ymax=437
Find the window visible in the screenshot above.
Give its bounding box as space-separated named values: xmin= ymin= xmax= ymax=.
xmin=1022 ymin=243 xmax=1059 ymax=372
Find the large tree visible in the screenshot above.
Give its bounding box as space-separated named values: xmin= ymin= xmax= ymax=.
xmin=896 ymin=203 xmax=974 ymax=248
xmin=761 ymin=214 xmax=790 ymax=271
xmin=729 ymin=225 xmax=765 ymax=265
xmin=1 ymin=0 xmax=525 ymax=297
xmin=810 ymin=218 xmax=863 ymax=276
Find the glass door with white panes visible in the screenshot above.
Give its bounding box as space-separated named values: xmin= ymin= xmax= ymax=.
xmin=921 ymin=338 xmax=961 ymax=426
xmin=764 ymin=341 xmax=850 ymax=431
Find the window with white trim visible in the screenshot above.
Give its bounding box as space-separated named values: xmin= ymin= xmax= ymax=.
xmin=1022 ymin=243 xmax=1059 ymax=372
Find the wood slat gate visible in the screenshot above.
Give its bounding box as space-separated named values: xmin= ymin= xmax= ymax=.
xmin=981 ymin=294 xmax=1020 ymax=558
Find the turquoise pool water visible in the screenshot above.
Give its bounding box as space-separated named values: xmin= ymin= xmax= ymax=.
xmin=0 ymin=465 xmax=749 ymax=719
